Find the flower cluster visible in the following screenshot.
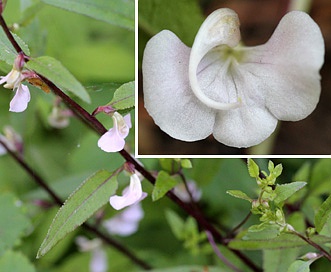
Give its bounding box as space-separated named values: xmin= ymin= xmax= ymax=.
xmin=142 ymin=8 xmax=324 ymax=148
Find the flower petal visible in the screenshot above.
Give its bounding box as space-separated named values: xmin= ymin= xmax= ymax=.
xmin=9 ymin=84 xmax=30 ymax=112
xmin=143 ymin=30 xmax=215 ymax=141
xmin=98 ymin=128 xmax=125 ymax=152
xmin=124 ymin=113 xmax=132 ymax=129
xmin=103 ymin=203 xmax=144 ymax=236
xmin=109 ymin=174 xmax=143 ymax=210
xmin=213 ymin=106 xmax=278 ymax=148
xmin=90 ymin=248 xmax=108 ymax=272
xmin=189 ymin=8 xmax=242 ymax=110
xmin=243 ymin=11 xmax=324 ymax=121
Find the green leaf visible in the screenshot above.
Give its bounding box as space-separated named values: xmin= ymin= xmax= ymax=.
xmin=315 ymin=194 xmax=331 ymax=233
xmin=180 ymin=159 xmax=192 ymax=169
xmin=37 ymin=170 xmax=118 ymax=258
xmin=139 ymin=0 xmax=204 ymax=45
xmin=26 ymin=56 xmax=91 ymax=103
xmin=245 ymin=224 xmax=280 ymax=240
xmin=108 ymin=81 xmax=134 ymax=113
xmin=0 ymin=251 xmax=36 ymax=272
xmin=263 ymin=248 xmax=299 ymax=272
xmin=272 ymin=163 xmax=283 ymax=178
xmin=165 ymin=209 xmax=185 ymax=240
xmin=159 ymin=159 xmax=180 ymax=174
xmin=268 ymin=160 xmax=275 ymax=173
xmin=0 ymin=29 xmax=30 ymax=65
xmin=226 ymin=190 xmax=252 ymax=202
xmin=0 ymin=193 xmax=32 ymax=255
xmin=274 ymin=182 xmax=307 ymax=205
xmin=229 ymin=233 xmax=331 ymax=250
xmin=287 ymin=259 xmax=315 ymax=272
xmin=41 ymin=0 xmax=134 ymax=31
xmin=248 ymin=159 xmax=260 ymax=178
xmin=152 ymin=171 xmax=180 ymax=201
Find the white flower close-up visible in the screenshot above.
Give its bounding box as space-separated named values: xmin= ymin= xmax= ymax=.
xmin=109 ymin=173 xmax=147 ymax=210
xmin=98 ymin=112 xmax=132 ymax=152
xmin=142 ymin=8 xmax=324 ymax=148
xmin=0 ymin=53 xmax=31 ymax=112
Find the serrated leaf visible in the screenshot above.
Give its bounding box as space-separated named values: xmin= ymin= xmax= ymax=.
xmin=273 ymin=164 xmax=283 ymax=178
xmin=0 ymin=251 xmax=36 ymax=272
xmin=0 ymin=29 xmax=30 ymax=65
xmin=0 ymin=193 xmax=32 ymax=255
xmin=152 ymin=171 xmax=180 ymax=201
xmin=247 ymin=159 xmax=259 ymax=178
xmin=226 ymin=190 xmax=252 ymax=202
xmin=229 ymin=233 xmax=331 ymax=250
xmin=287 ymin=259 xmax=314 ymax=272
xmin=41 ymin=0 xmax=134 ymax=31
xmin=274 ymin=182 xmax=307 ymax=205
xmin=26 ymin=56 xmax=91 ymax=103
xmin=108 ymin=81 xmax=134 ymax=111
xmin=315 ymin=194 xmax=331 ymax=233
xmin=37 ymin=170 xmax=118 ymax=258
xmin=268 ymin=160 xmax=275 ymax=173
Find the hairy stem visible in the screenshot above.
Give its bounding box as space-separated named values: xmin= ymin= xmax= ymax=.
xmin=0 ymin=139 xmax=152 ymax=270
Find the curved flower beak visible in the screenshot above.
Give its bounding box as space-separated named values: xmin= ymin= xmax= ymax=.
xmin=142 ymin=8 xmax=324 ymax=148
xmin=97 ymin=112 xmax=132 ymax=152
xmin=109 ymin=173 xmax=147 ymax=210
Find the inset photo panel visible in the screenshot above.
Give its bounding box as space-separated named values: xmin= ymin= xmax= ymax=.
xmin=137 ymin=0 xmax=330 ymax=156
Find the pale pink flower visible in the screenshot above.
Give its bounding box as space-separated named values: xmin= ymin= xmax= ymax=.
xmin=0 ymin=53 xmax=31 ymax=112
xmin=103 ymin=202 xmax=144 ymax=236
xmin=109 ymin=173 xmax=147 ymax=210
xmin=98 ymin=112 xmax=131 ymax=152
xmin=173 ymin=181 xmax=202 ymax=203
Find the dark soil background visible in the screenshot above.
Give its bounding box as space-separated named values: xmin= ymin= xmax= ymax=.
xmin=138 ymin=0 xmax=331 ymax=155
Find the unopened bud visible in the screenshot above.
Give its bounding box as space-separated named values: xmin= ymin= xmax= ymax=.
xmin=14 ymin=52 xmax=25 ymax=71
xmin=92 ymin=105 xmax=115 ymax=116
xmin=0 ymin=0 xmax=7 ymax=14
xmin=124 ymin=162 xmax=136 ymax=174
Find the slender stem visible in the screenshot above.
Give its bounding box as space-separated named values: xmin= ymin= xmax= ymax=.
xmin=0 ymin=15 xmax=261 ymax=271
xmin=0 ymin=139 xmax=152 ymax=270
xmin=230 ymin=212 xmax=252 ymax=235
xmin=206 ymin=231 xmax=242 ymax=272
xmin=0 ymin=139 xmax=63 ymax=206
xmin=0 ymin=15 xmax=23 ymax=53
xmin=290 ymin=230 xmax=331 ymax=262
